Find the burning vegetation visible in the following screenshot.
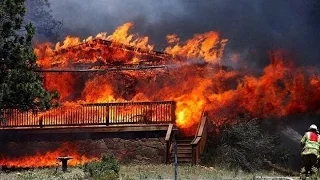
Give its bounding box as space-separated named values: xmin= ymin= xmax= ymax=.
xmin=0 ymin=142 xmax=98 ymax=168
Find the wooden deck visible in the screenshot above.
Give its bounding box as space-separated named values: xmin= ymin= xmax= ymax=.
xmin=1 ymin=101 xmax=176 ymax=128
xmin=0 ymin=124 xmax=169 ymax=134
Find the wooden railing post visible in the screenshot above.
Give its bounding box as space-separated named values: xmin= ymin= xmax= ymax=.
xmin=106 ymin=105 xmax=109 ymax=126
xmin=192 ymin=144 xmax=196 ymax=165
xmin=190 ymin=111 xmax=208 ymax=165
xmin=166 ymin=140 xmax=171 ymax=164
xmin=171 ymin=101 xmax=176 ymax=124
xmin=165 ymin=123 xmax=174 ymax=164
xmin=39 ymin=116 xmax=43 ymax=128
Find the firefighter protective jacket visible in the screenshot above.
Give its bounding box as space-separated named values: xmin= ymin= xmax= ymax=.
xmin=301 ymin=131 xmax=320 ymax=156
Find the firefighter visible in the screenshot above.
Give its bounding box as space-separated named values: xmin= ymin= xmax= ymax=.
xmin=300 ymin=124 xmax=320 ymax=180
xmin=317 ymin=129 xmax=320 ymax=178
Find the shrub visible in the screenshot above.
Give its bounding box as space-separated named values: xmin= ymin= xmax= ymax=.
xmin=83 ymin=155 xmax=120 ymax=180
xmin=202 ymin=119 xmax=291 ymax=172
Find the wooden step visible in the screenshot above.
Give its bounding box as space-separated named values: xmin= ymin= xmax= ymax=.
xmin=177 ymin=139 xmax=192 ymax=142
xmin=176 ymin=136 xmax=194 ymax=140
xmin=177 ymin=142 xmax=192 ymax=145
xmin=176 ymin=145 xmax=192 ymax=150
xmin=170 ymin=157 xmax=192 ymax=163
xmin=171 ymin=149 xmax=192 ymax=154
xmin=168 ymin=136 xmax=194 ymax=164
xmin=170 ymin=153 xmax=192 ymax=158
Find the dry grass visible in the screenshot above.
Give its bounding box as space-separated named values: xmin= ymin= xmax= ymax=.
xmin=0 ymin=164 xmax=295 ymax=180
xmin=120 ymin=164 xmax=289 ymax=180
xmin=0 ymin=167 xmax=84 ymax=180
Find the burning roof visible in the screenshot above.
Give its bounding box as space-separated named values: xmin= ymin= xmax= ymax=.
xmin=47 ymin=38 xmax=171 ymax=69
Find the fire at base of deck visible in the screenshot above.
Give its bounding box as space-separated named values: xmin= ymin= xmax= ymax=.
xmin=0 ymin=101 xmax=208 ymax=166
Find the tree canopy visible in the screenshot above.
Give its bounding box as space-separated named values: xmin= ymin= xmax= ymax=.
xmin=0 ymin=0 xmax=56 ymax=111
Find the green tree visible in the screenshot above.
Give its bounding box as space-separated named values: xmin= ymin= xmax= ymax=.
xmin=0 ymin=0 xmax=56 ymax=111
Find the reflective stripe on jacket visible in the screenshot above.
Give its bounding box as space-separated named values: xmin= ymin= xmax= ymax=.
xmin=301 ymin=131 xmax=320 ymax=156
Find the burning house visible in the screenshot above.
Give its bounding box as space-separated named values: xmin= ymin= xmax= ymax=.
xmin=33 ymin=22 xmax=228 ymax=129
xmin=0 ymin=22 xmax=226 ymax=167
xmin=1 ymin=15 xmax=320 ymax=168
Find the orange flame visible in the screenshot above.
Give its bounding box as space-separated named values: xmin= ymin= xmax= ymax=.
xmin=34 ymin=22 xmax=228 ymax=130
xmin=4 ymin=22 xmax=320 ymax=168
xmin=165 ymin=32 xmax=228 ymax=63
xmin=0 ymin=142 xmax=97 ymax=168
xmin=34 ymin=22 xmax=320 ymax=131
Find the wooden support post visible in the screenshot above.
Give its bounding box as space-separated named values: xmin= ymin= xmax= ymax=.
xmin=165 ymin=124 xmax=174 ymax=164
xmin=171 ymin=102 xmax=176 ymax=124
xmin=166 ymin=140 xmax=170 ymax=164
xmin=191 ymin=145 xmax=195 ymax=165
xmin=106 ymin=105 xmax=109 ymax=126
xmin=39 ymin=117 xmax=43 ymax=128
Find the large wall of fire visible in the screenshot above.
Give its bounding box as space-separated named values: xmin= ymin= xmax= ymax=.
xmin=35 ymin=22 xmax=320 ymax=129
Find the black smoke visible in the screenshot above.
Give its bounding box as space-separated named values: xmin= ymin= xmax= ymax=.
xmin=44 ymin=0 xmax=320 ymax=67
xmin=25 ymin=0 xmax=62 ymax=41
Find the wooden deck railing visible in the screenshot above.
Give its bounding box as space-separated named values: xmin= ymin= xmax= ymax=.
xmin=191 ymin=111 xmax=208 ymax=165
xmin=0 ymin=101 xmax=176 ymax=128
xmin=165 ymin=123 xmax=174 ymax=164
